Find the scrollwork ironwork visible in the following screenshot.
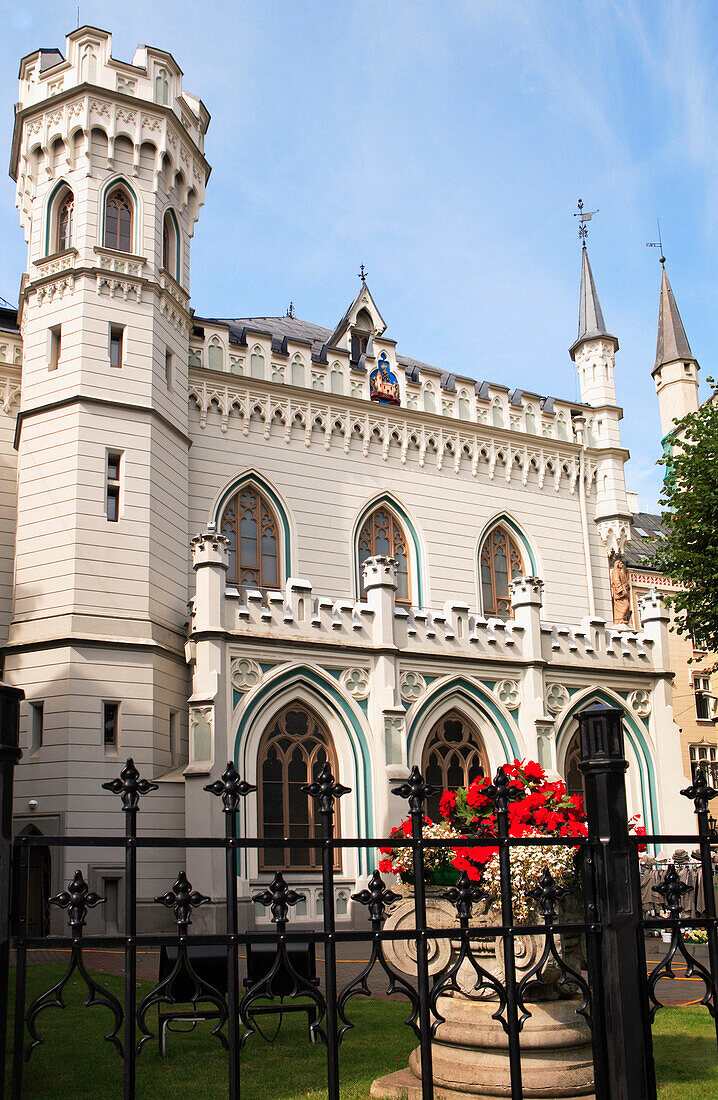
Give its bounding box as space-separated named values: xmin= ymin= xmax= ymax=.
xmin=647 ymin=865 xmax=717 ymax=1021
xmin=25 ymin=871 xmax=123 ymax=1060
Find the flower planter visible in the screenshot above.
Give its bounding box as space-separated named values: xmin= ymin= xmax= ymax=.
xmin=372 ymin=891 xmax=593 ymax=1100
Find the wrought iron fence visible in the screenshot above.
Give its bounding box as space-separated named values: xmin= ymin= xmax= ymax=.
xmin=0 ymin=695 xmax=717 ymax=1100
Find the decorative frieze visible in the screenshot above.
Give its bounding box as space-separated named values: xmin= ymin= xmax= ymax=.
xmin=187 ymin=377 xmax=595 ymax=493
xmin=597 ymin=517 xmax=631 ymax=556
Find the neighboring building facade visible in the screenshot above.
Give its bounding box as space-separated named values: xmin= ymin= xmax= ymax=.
xmin=0 ymin=27 xmax=694 ymax=931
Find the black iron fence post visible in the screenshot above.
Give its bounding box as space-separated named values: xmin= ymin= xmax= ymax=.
xmin=0 ymin=679 xmax=23 ymax=1100
xmin=578 ymin=703 xmax=657 ymax=1100
xmin=680 ymin=768 xmax=718 ymax=1047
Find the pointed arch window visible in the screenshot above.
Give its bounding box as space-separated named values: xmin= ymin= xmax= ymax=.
xmin=330 ymin=363 xmax=344 ymax=394
xmin=220 ymin=484 xmax=280 ymax=593
xmin=524 ymin=405 xmax=536 ymax=434
xmin=162 ymin=210 xmax=179 ymax=278
xmin=291 ymin=354 xmax=305 ymax=387
xmin=480 ymin=525 xmax=524 ymax=620
xmin=458 ymin=389 xmax=471 ymax=420
xmin=563 ymin=731 xmax=584 ymax=798
xmin=491 ymin=399 xmax=505 ymax=428
xmin=208 ymin=336 xmax=224 ymax=373
xmin=104 ymin=187 xmax=133 ymax=253
xmin=258 ymin=704 xmax=341 ymax=871
xmin=423 ymin=383 xmax=436 ymax=414
xmin=250 ymin=345 xmax=265 ymax=379
xmin=358 ymin=506 xmax=411 ymax=604
xmin=351 ymin=308 xmax=372 ymax=363
xmin=422 ymin=712 xmax=488 ymax=821
xmin=56 ymin=191 xmax=74 ymax=252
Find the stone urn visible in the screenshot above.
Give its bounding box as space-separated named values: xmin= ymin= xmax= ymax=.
xmin=371 ymin=885 xmax=594 ymax=1100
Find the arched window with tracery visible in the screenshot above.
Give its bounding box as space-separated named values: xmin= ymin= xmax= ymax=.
xmin=563 ymin=731 xmax=584 ymax=798
xmin=104 ymin=187 xmax=133 ymax=252
xmin=480 ymin=524 xmax=524 ymax=620
xmin=258 ymin=704 xmax=340 ymax=870
xmin=220 ymin=484 xmax=280 ymax=593
xmin=422 ymin=711 xmax=488 ymax=820
xmin=358 ymin=506 xmax=410 ymax=603
xmin=162 ymin=210 xmax=179 ymax=278
xmin=56 ymin=191 xmax=74 ymax=252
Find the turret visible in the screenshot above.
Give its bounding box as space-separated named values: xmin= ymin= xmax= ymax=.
xmin=652 ymin=262 xmax=699 ymax=437
xmin=569 ymin=244 xmax=619 ymax=411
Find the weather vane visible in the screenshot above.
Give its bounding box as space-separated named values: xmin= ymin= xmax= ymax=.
xmin=358 ymin=264 xmax=368 ymax=284
xmin=646 ymin=219 xmax=665 ymax=265
xmin=574 ymin=198 xmax=598 ymax=245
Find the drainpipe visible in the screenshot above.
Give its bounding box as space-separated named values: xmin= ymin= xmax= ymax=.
xmin=572 ymin=416 xmax=596 ymax=617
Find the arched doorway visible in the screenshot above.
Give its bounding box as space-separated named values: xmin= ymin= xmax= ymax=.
xmin=421 ymin=711 xmax=489 ymax=820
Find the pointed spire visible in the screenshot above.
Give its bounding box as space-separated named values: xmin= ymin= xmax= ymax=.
xmin=654 ymin=264 xmax=696 ymax=374
xmin=569 ymin=245 xmax=617 ymax=360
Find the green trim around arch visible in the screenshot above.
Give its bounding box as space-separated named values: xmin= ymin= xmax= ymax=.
xmin=163 ymin=207 xmax=181 ymax=282
xmin=44 ymin=179 xmax=73 ymax=256
xmin=213 ymin=473 xmax=292 ymax=583
xmin=233 ymin=666 xmax=375 ymax=875
xmin=407 ymin=677 xmax=521 ymax=762
xmin=98 ymin=176 xmax=141 ymax=254
xmin=556 ymin=690 xmax=659 ymax=836
xmin=479 ymin=514 xmax=537 ymax=576
xmin=353 ymin=494 xmax=425 ymax=607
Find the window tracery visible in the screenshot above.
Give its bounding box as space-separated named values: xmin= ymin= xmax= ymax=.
xmin=104 ymin=187 xmax=133 ymax=253
xmin=358 ymin=506 xmax=411 ymax=603
xmin=220 ymin=485 xmax=280 ymax=593
xmin=480 ymin=524 xmax=524 ymax=620
xmin=564 ymin=731 xmax=584 ymax=797
xmin=258 ymin=704 xmax=340 ymax=871
xmin=422 ymin=712 xmax=488 ymax=820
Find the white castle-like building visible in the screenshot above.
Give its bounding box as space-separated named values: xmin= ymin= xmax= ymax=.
xmin=0 ymin=27 xmax=702 ymax=931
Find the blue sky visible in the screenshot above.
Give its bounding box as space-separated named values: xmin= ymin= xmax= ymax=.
xmin=1 ymin=1 xmax=716 ymax=510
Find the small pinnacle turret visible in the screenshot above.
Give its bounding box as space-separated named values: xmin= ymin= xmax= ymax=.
xmin=569 ymin=246 xmax=617 ymax=361
xmin=652 ymin=264 xmax=699 ymax=436
xmin=654 ymin=265 xmax=696 ymax=374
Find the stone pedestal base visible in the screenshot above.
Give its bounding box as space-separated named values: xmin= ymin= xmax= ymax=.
xmin=371 ymin=995 xmax=594 ymax=1100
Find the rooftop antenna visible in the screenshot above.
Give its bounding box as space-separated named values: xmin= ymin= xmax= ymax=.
xmin=574 ymin=198 xmax=598 ymax=246
xmin=286 ymin=301 xmax=295 ymax=319
xmin=358 ymin=263 xmax=368 ymax=284
xmin=77 ymin=6 xmax=80 ymax=29
xmin=646 ymin=219 xmax=665 ymax=265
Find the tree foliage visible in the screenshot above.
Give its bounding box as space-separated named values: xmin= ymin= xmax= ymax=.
xmin=654 ymin=380 xmax=718 ymax=655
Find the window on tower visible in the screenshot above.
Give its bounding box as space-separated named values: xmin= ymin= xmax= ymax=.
xmin=162 ymin=210 xmax=179 ymax=279
xmin=350 ymin=308 xmax=373 ymax=363
xmin=220 ymin=484 xmax=281 ymax=594
xmin=56 ymin=191 xmax=74 ymax=252
xmin=479 ymin=524 xmax=525 ymax=620
xmin=104 ymin=187 xmax=133 ymax=253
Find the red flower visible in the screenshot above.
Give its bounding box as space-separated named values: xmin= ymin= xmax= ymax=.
xmin=568 ymin=793 xmax=584 ymax=815
xmin=439 ymin=790 xmax=457 ymax=819
xmin=522 ymin=760 xmax=546 ymax=781
xmin=378 ymin=859 xmax=393 ymax=873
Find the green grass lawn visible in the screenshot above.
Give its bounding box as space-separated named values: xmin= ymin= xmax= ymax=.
xmin=3 ymin=965 xmax=717 ymax=1098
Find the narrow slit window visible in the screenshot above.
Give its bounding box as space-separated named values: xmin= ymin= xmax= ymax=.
xmin=30 ymin=702 xmax=44 ymax=753
xmin=49 ymin=325 xmax=62 ymax=371
xmin=103 ymin=702 xmax=119 ymax=748
xmin=165 ymin=349 xmax=173 ymax=388
xmin=56 ymin=191 xmax=74 ymax=252
xmin=110 ymin=326 xmax=124 ymax=368
xmin=106 ymin=451 xmax=122 ymax=522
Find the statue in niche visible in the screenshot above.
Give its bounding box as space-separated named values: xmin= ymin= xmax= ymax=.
xmin=609 ymin=555 xmax=632 ymax=626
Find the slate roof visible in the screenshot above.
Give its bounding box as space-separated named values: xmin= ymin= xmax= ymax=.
xmin=623 ymin=512 xmax=667 ymax=569
xmin=0 ymin=305 xmax=19 ymax=336
xmin=569 ymin=246 xmax=617 ymax=359
xmin=195 ymin=313 xmax=589 ymax=409
xmin=654 ymin=265 xmax=695 ymax=373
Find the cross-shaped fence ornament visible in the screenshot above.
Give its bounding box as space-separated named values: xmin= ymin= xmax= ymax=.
xmin=49 ymin=870 xmax=105 ymax=929
xmin=484 ymin=766 xmax=523 ymax=814
xmin=155 ymin=870 xmax=210 ymax=928
xmin=391 ymin=765 xmax=438 ymax=815
xmin=680 ymin=768 xmax=718 ymax=815
xmin=253 ymin=871 xmax=305 ymax=924
xmin=653 ymin=864 xmax=692 ymax=918
xmin=527 ymin=866 xmax=568 ymax=923
xmin=442 ymin=869 xmax=490 ymax=923
xmin=101 ymin=757 xmax=159 ymax=810
xmin=351 ymin=871 xmax=401 ymax=925
xmin=302 ymin=761 xmax=351 ymax=815
xmin=204 ymin=761 xmax=256 ymax=812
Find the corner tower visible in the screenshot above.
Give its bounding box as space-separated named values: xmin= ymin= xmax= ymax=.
xmin=6 ymin=27 xmax=210 ymax=897
xmin=569 ymin=239 xmax=632 ymax=618
xmin=653 ymin=261 xmax=699 ymax=436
